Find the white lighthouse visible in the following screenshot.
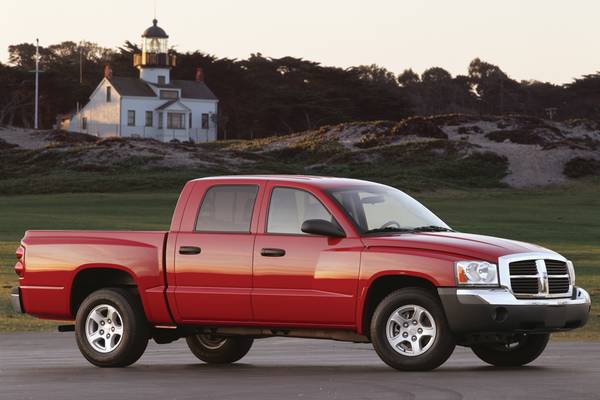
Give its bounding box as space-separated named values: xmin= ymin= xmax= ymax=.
xmin=68 ymin=19 xmax=219 ymax=143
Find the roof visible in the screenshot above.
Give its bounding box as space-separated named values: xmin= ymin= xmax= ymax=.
xmin=108 ymin=77 xmax=156 ymax=97
xmin=155 ymin=99 xmax=191 ymax=111
xmin=155 ymin=100 xmax=177 ymax=110
xmin=191 ymin=175 xmax=378 ymax=189
xmin=142 ymin=19 xmax=168 ymax=38
xmin=107 ymin=77 xmax=218 ymax=100
xmin=155 ymin=80 xmax=218 ymax=100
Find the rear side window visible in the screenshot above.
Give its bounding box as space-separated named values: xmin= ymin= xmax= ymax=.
xmin=195 ymin=185 xmax=258 ymax=233
xmin=267 ymin=187 xmax=334 ymax=234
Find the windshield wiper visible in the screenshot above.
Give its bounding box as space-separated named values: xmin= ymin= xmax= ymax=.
xmin=364 ymin=225 xmax=454 ymax=235
xmin=411 ymin=225 xmax=454 ymax=232
xmin=364 ymin=227 xmax=415 ymax=234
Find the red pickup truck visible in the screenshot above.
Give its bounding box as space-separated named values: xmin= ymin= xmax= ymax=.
xmin=11 ymin=176 xmax=591 ymax=370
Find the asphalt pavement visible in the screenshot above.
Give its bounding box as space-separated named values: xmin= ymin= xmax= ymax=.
xmin=1 ymin=332 xmax=599 ymax=400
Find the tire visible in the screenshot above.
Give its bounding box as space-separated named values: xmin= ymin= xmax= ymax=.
xmin=186 ymin=334 xmax=254 ymax=364
xmin=471 ymin=333 xmax=550 ymax=367
xmin=75 ymin=288 xmax=149 ymax=367
xmin=370 ymin=288 xmax=456 ymax=371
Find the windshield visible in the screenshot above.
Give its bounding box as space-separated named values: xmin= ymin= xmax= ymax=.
xmin=326 ymin=185 xmax=451 ymax=235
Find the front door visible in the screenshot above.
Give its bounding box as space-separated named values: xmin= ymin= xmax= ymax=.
xmin=252 ymin=184 xmax=361 ymax=326
xmin=173 ymin=183 xmax=261 ymax=323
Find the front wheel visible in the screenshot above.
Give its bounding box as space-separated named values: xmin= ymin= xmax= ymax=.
xmin=471 ymin=333 xmax=550 ymax=367
xmin=186 ymin=334 xmax=254 ymax=364
xmin=370 ymin=288 xmax=456 ymax=371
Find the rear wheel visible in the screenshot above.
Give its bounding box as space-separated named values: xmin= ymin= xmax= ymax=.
xmin=75 ymin=288 xmax=149 ymax=367
xmin=471 ymin=333 xmax=550 ymax=367
xmin=186 ymin=334 xmax=253 ymax=364
xmin=370 ymin=288 xmax=456 ymax=371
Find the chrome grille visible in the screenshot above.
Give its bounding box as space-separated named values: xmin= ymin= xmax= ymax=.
xmin=507 ymin=258 xmax=572 ymax=298
xmin=549 ymin=277 xmax=570 ymax=294
xmin=545 ymin=260 xmax=569 ymax=275
xmin=509 ymin=260 xmax=538 ymax=275
xmin=509 ymin=277 xmax=539 ymax=294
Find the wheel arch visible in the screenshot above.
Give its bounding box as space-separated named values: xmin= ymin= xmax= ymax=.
xmin=358 ymin=273 xmax=440 ymax=337
xmin=70 ymin=265 xmax=140 ymax=317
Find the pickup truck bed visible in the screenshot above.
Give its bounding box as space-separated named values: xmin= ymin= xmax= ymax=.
xmin=19 ymin=230 xmax=171 ymax=323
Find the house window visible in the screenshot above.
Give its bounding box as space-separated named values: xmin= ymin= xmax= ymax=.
xmin=160 ymin=90 xmax=179 ymax=100
xmin=145 ymin=111 xmax=153 ymax=127
xmin=106 ymin=87 xmax=112 ymax=102
xmin=158 ymin=112 xmax=163 ymax=129
xmin=158 ymin=76 xmax=166 ymax=85
xmin=167 ymin=112 xmax=185 ymax=129
xmin=127 ymin=110 xmax=136 ymax=126
xmin=202 ymin=113 xmax=209 ymax=129
xmin=189 ymin=113 xmax=192 ymax=128
xmin=82 ymin=117 xmax=88 ymax=130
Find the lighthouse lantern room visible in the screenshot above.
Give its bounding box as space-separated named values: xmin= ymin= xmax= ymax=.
xmin=133 ymin=19 xmax=176 ymax=84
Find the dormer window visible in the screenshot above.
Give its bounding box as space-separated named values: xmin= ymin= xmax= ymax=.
xmin=160 ymin=90 xmax=179 ymax=100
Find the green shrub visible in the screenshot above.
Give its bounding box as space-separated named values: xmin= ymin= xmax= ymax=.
xmin=0 ymin=138 xmax=18 ymax=151
xmin=486 ymin=129 xmax=547 ymax=145
xmin=391 ymin=117 xmax=448 ymax=139
xmin=355 ymin=134 xmax=384 ymax=149
xmin=564 ymin=157 xmax=600 ymax=178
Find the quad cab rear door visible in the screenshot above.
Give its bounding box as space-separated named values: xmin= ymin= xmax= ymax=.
xmin=168 ymin=179 xmax=265 ymax=324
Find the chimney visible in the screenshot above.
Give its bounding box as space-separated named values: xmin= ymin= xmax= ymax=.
xmin=104 ymin=64 xmax=113 ymax=79
xmin=195 ymin=67 xmax=204 ymax=82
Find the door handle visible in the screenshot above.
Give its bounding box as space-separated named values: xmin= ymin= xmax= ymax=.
xmin=179 ymin=246 xmax=202 ymax=255
xmin=261 ymin=248 xmax=286 ymax=257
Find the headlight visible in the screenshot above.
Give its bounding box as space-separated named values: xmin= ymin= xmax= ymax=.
xmin=566 ymin=260 xmax=576 ymax=285
xmin=455 ymin=261 xmax=498 ymax=286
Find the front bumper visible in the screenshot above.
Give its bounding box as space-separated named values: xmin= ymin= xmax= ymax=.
xmin=438 ymin=286 xmax=591 ymax=335
xmin=10 ymin=287 xmax=24 ymax=314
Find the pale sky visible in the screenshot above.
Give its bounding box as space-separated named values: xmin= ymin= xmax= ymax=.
xmin=1 ymin=0 xmax=599 ymax=84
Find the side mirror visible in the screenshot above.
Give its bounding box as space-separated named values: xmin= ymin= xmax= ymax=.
xmin=301 ymin=219 xmax=346 ymax=238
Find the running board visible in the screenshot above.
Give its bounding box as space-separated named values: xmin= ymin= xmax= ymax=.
xmin=197 ymin=327 xmax=370 ymax=343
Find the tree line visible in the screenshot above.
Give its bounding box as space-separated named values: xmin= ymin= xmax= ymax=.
xmin=2 ymin=40 xmax=600 ymax=139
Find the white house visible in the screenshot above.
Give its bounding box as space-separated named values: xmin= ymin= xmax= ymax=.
xmin=69 ymin=19 xmax=218 ymax=142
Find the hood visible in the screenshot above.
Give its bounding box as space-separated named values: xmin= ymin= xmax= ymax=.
xmin=362 ymin=231 xmax=556 ymax=262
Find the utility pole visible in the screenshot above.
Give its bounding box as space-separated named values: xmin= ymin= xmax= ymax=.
xmin=79 ymin=41 xmax=83 ymax=84
xmin=34 ymin=38 xmax=40 ymax=129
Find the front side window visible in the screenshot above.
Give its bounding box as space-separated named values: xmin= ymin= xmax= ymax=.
xmin=202 ymin=113 xmax=209 ymax=129
xmin=267 ymin=187 xmax=334 ymax=234
xmin=328 ymin=185 xmax=449 ymax=234
xmin=167 ymin=112 xmax=185 ymax=129
xmin=145 ymin=111 xmax=153 ymax=127
xmin=127 ymin=110 xmax=135 ymax=126
xmin=195 ymin=185 xmax=259 ymax=233
xmin=158 ymin=112 xmax=163 ymax=129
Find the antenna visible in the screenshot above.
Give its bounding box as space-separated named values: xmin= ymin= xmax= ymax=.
xmin=154 ymin=0 xmax=157 ymax=19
